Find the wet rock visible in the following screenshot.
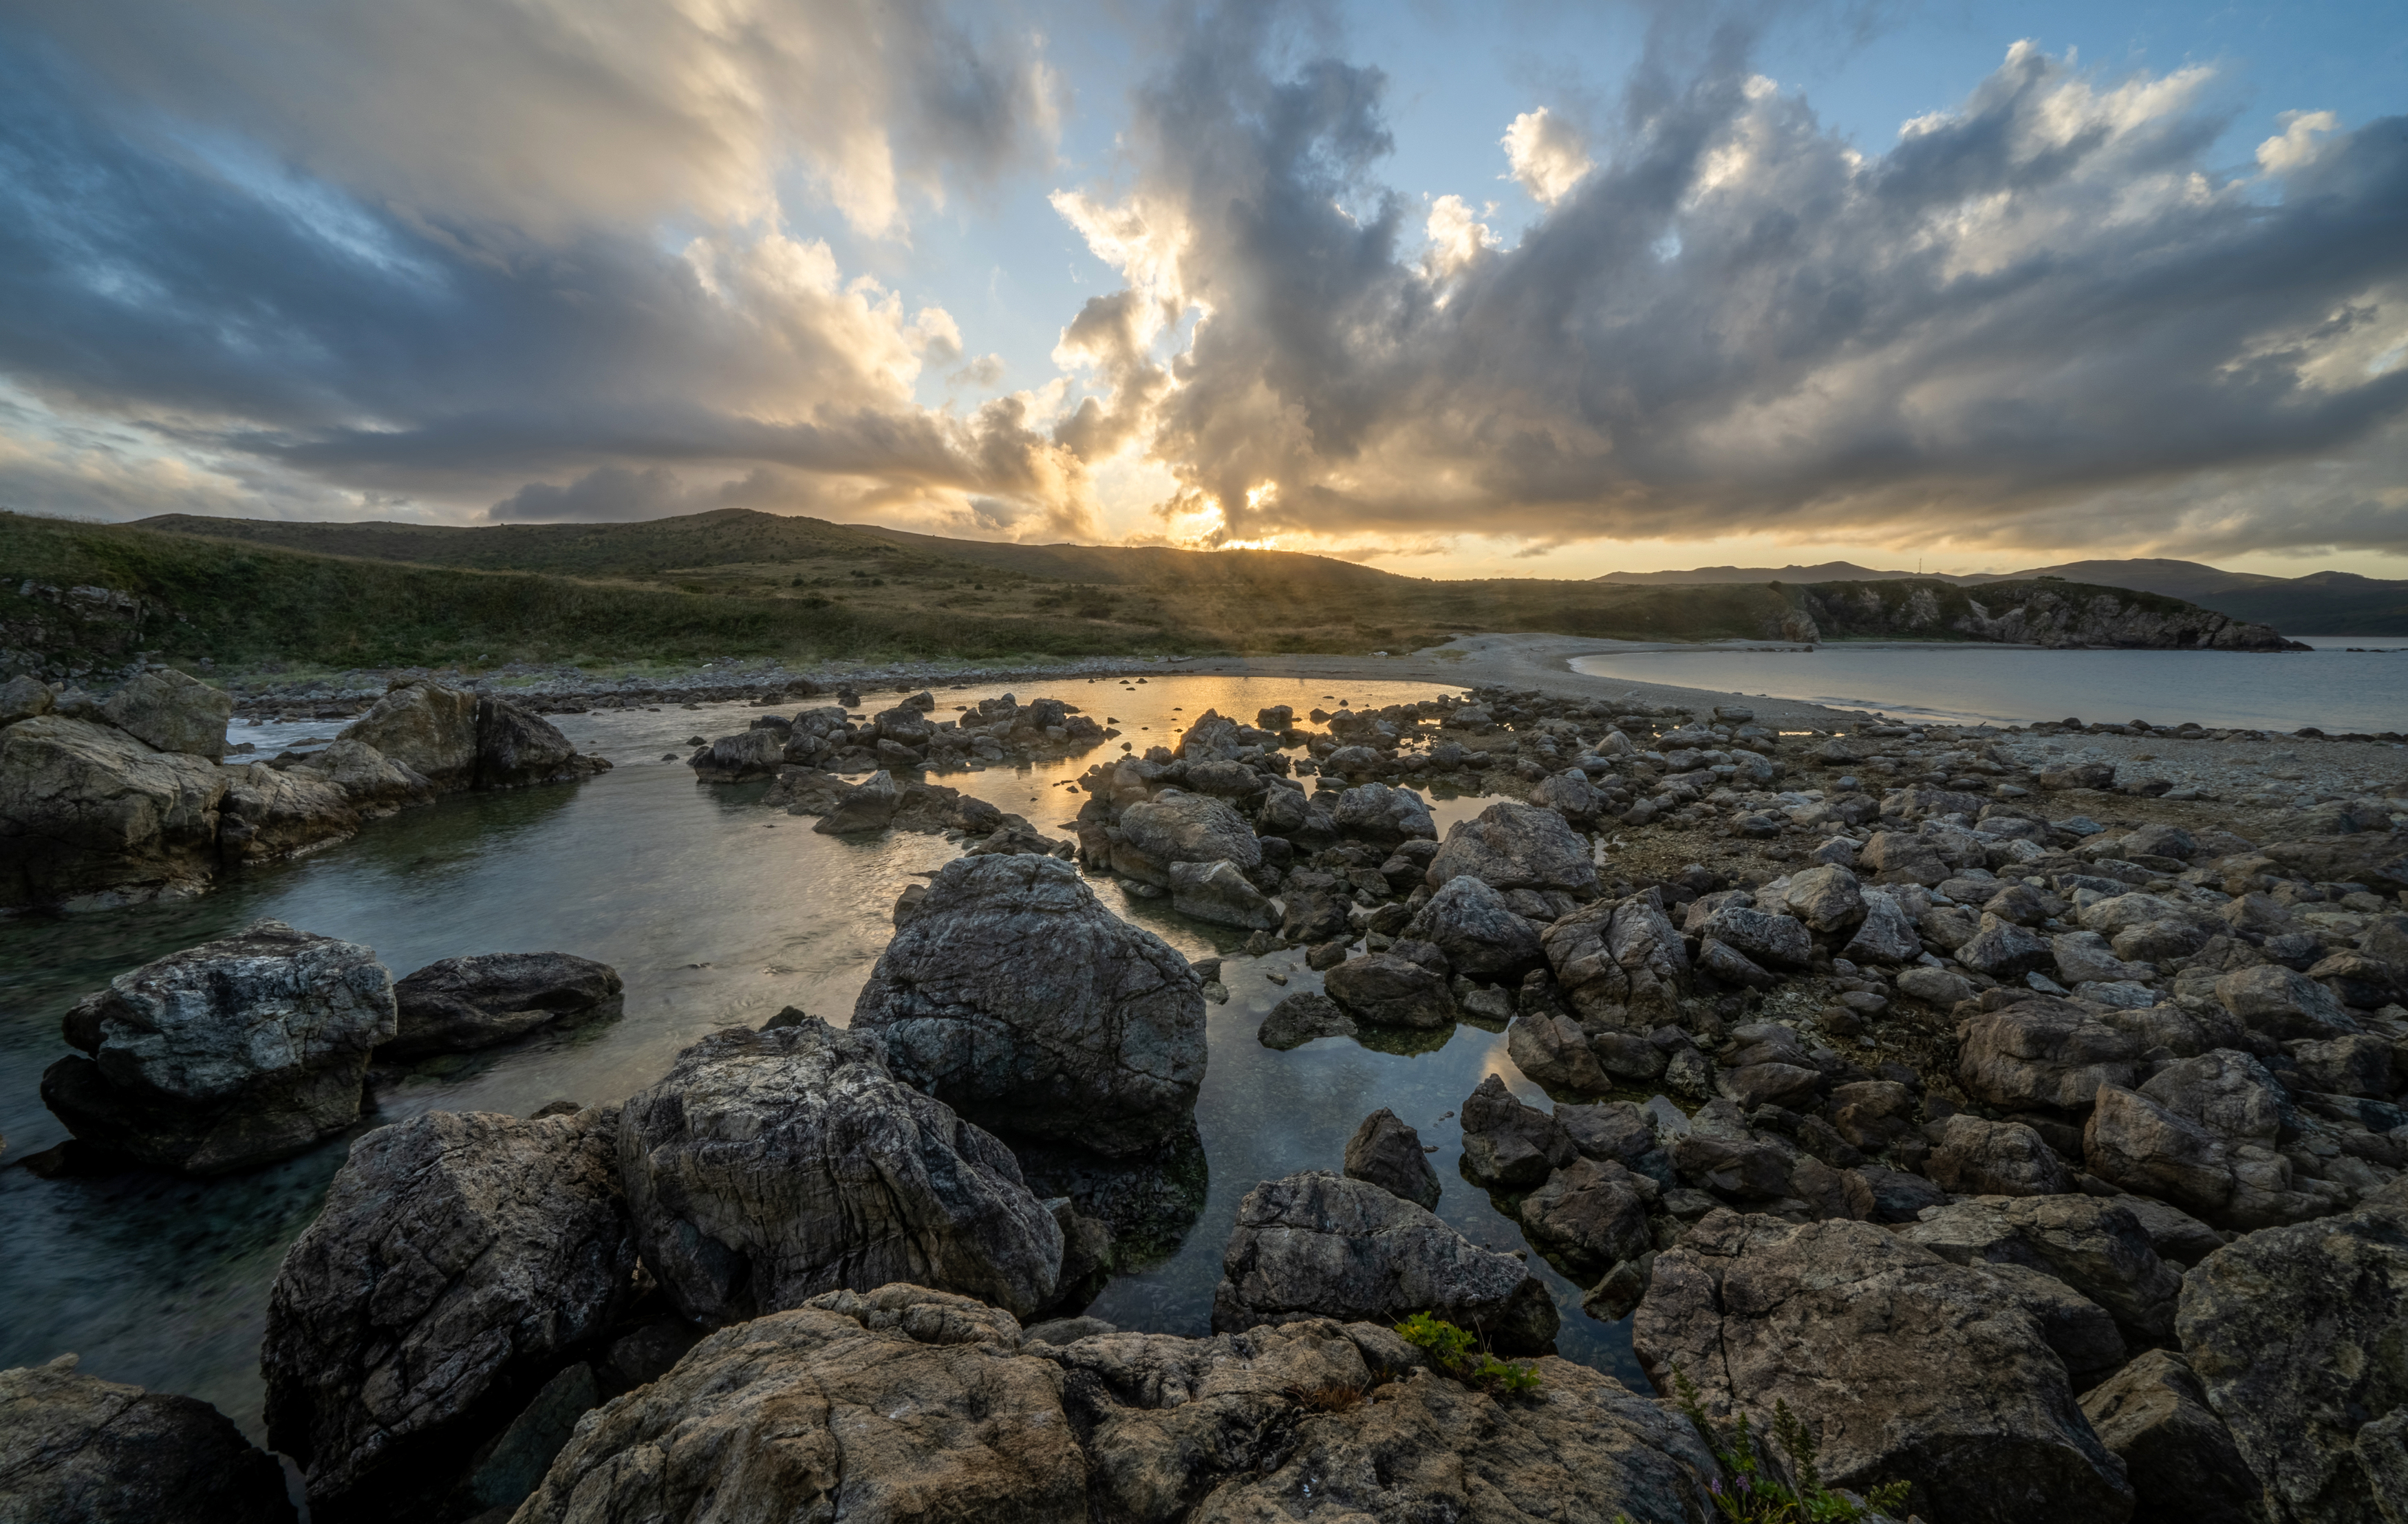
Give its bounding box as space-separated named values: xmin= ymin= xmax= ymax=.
xmin=813 ymin=768 xmax=903 ymax=833
xmin=1926 ymin=1114 xmax=2075 ymax=1197
xmin=1957 ymin=996 xmax=2141 ymax=1111
xmin=1343 ymin=1107 xmax=1441 ymax=1209
xmin=1900 ymin=1195 xmax=2184 ymax=1346
xmin=43 ymin=921 xmax=394 ymax=1174
xmin=1459 ymin=1073 xmax=1575 ymax=1188
xmin=618 ymin=1020 xmax=1063 ymax=1324
xmin=1120 ymin=789 xmax=1262 ymax=874
xmin=2078 ymin=1349 xmax=2267 ymax=1524
xmin=1258 ymin=991 xmax=1356 ymax=1050
xmin=1168 ymin=859 xmax=1278 ymax=930
xmin=1323 ymin=952 xmax=1455 ymax=1029
xmin=100 ymin=668 xmax=233 ymax=756
xmin=381 ymin=951 xmax=623 ymax=1058
xmin=0 ymin=716 xmax=230 ymax=910
xmin=687 ymin=727 xmax=786 ymax=782
xmin=292 ymin=738 xmax=437 ymax=813
xmin=262 ymin=1108 xmax=634 ymax=1517
xmin=1423 ymin=800 xmax=1599 ymax=897
xmin=1508 ymin=1011 xmax=1609 ymax=1093
xmin=1541 ymin=894 xmax=1692 ymax=1029
xmin=0 ymin=1355 xmax=294 ymax=1524
xmin=2178 ymin=1196 xmax=2408 ymax=1524
xmin=1331 ymin=782 xmax=1436 ymax=848
xmin=854 ymin=854 xmax=1205 ymax=1155
xmin=339 ymin=680 xmax=480 ymax=787
xmin=2217 ymin=963 xmax=2360 ymax=1039
xmin=1634 ymin=1211 xmax=2133 ymax=1524
xmin=1520 ymin=1156 xmax=1653 ymax=1274
xmin=1404 ymin=874 xmax=1545 ymax=977
xmin=215 ymin=763 xmax=358 ymax=866
xmin=1213 ymin=1171 xmax=1558 ymax=1353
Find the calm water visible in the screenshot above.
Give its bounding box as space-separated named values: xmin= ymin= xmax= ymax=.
xmin=1570 ymin=636 xmax=2408 ymax=731
xmin=0 ymin=673 xmax=1641 ymax=1441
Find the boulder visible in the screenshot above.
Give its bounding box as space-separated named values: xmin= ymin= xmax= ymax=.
xmin=2078 ymin=1350 xmax=2267 ymax=1524
xmin=1695 ymin=903 xmax=1813 ymax=969
xmin=99 ymin=668 xmax=233 ymax=756
xmin=853 ymin=854 xmax=1205 ymax=1155
xmin=1423 ymin=801 xmax=1600 ymax=897
xmin=1404 ymin=874 xmax=1544 ymax=976
xmin=1168 ymin=859 xmax=1278 ymax=930
xmin=1331 ymin=782 xmax=1435 ymax=848
xmin=813 ymin=769 xmax=904 ymax=833
xmin=0 ymin=715 xmax=228 ymax=910
xmin=1520 ymin=1156 xmax=1653 ymax=1274
xmin=1957 ymin=914 xmax=2057 ymax=980
xmin=2138 ymin=1050 xmax=2292 ymax=1149
xmin=43 ymin=921 xmax=393 ymax=1174
xmin=1343 ymin=1107 xmax=1441 ymax=1209
xmin=1459 ymin=1073 xmax=1575 ymax=1188
xmin=382 ymin=952 xmax=623 ymax=1058
xmin=620 ymin=1020 xmax=1061 ymax=1324
xmin=1900 ymin=1195 xmax=2184 ymax=1346
xmin=338 ymin=681 xmax=480 ymax=788
xmin=2084 ymin=1085 xmax=2342 ymax=1230
xmin=1957 ymin=997 xmax=2141 ymax=1111
xmin=1634 ymin=1212 xmax=2134 ymax=1524
xmin=688 ymin=727 xmax=787 ymax=781
xmin=1119 ymin=789 xmax=1262 ymax=873
xmin=1924 ymin=1114 xmax=2074 ymax=1197
xmin=215 ymin=763 xmax=358 ymax=866
xmin=1898 ymin=965 xmax=1977 ymax=1006
xmin=2217 ymin=964 xmax=2359 ymax=1039
xmin=1842 ymin=888 xmax=1924 ymax=963
xmin=262 ymin=1108 xmax=634 ymax=1516
xmin=1507 ymin=1011 xmax=1609 ymax=1093
xmin=2289 ymin=1034 xmax=2394 ymax=1097
xmin=1860 ymin=830 xmax=1950 ymax=886
xmin=1212 ymin=1171 xmax=1558 ymax=1353
xmin=2179 ymin=1199 xmax=2408 ymax=1523
xmin=1530 ymin=767 xmax=1602 ymax=824
xmin=1322 ymin=953 xmax=1455 ymax=1029
xmin=1783 ymin=863 xmax=1866 ymax=932
xmin=292 ymin=738 xmax=436 ymax=813
xmin=1258 ymin=991 xmax=1355 ymax=1050
xmin=2053 ymin=930 xmax=2153 ymax=987
xmin=1540 ymin=894 xmax=1691 ymax=1029
xmin=473 ymin=696 xmax=596 ymax=788
xmin=0 ymin=673 xmax=51 ymax=725
xmin=0 ymin=1355 xmax=294 ymax=1524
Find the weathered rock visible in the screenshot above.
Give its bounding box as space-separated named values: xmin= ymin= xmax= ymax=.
xmin=1900 ymin=1195 xmax=2184 ymax=1346
xmin=689 ymin=727 xmax=788 ymax=782
xmin=1540 ymin=894 xmax=1691 ymax=1029
xmin=1696 ymin=903 xmax=1814 ymax=969
xmin=2053 ymin=930 xmax=2153 ymax=987
xmin=2290 ymin=1033 xmax=2394 ymax=1097
xmin=292 ymin=738 xmax=436 ymax=812
xmin=262 ymin=1108 xmax=634 ymax=1516
xmin=2078 ymin=1349 xmax=2267 ymax=1524
xmin=1168 ymin=858 xmax=1278 ymax=930
xmin=1841 ymin=888 xmax=1924 ymax=964
xmin=473 ymin=696 xmax=597 ymax=788
xmin=0 ymin=715 xmax=229 ymax=909
xmin=1860 ymin=830 xmax=1950 ymax=886
xmin=1213 ymin=1171 xmax=1558 ymax=1353
xmin=1258 ymin=991 xmax=1356 ymax=1050
xmin=853 ymin=854 xmax=1205 ymax=1155
xmin=1332 ymin=782 xmax=1436 ymax=848
xmin=814 ymin=768 xmax=904 ymax=833
xmin=215 ymin=762 xmax=359 ymax=866
xmin=1957 ymin=996 xmax=2141 ymax=1111
xmin=43 ymin=921 xmax=393 ymax=1174
xmin=2179 ymin=1199 xmax=2408 ymax=1523
xmin=382 ymin=951 xmax=623 ymax=1058
xmin=99 ymin=668 xmax=233 ymax=756
xmin=1530 ymin=766 xmax=1602 ymax=824
xmin=1634 ymin=1211 xmax=2134 ymax=1524
xmin=0 ymin=673 xmax=51 ymax=726
xmin=1405 ymin=874 xmax=1545 ymax=976
xmin=2218 ymin=963 xmax=2359 ymax=1039
xmin=2085 ymin=1084 xmax=2343 ymax=1230
xmin=1668 ymin=1130 xmax=1793 ymax=1201
xmin=1459 ymin=1073 xmax=1575 ymax=1188
xmin=1717 ymin=1061 xmax=1822 ymax=1112
xmin=1829 ymin=1080 xmax=1920 ymax=1154
xmin=1897 ymin=965 xmax=1977 ymax=1005
xmin=1925 ymin=1114 xmax=2074 ymax=1197
xmin=1343 ymin=1107 xmax=1441 ymax=1209
xmin=1520 ymin=1156 xmax=1652 ymax=1274
xmin=1323 ymin=952 xmax=1455 ymax=1029
xmin=1120 ymin=789 xmax=1262 ymax=873
xmin=1958 ymin=914 xmax=2057 ymax=979
xmin=618 ymin=1020 xmax=1063 ymax=1324
xmin=1508 ymin=1011 xmax=1609 ymax=1093
xmin=2138 ymin=1049 xmax=2292 ymax=1149
xmin=0 ymin=1355 xmax=294 ymax=1524
xmin=1783 ymin=863 xmax=1867 ymax=932
xmin=338 ymin=680 xmax=480 ymax=788
xmin=1424 ymin=801 xmax=1599 ymax=898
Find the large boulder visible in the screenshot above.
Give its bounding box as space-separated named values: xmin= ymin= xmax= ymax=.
xmin=1423 ymin=801 xmax=1599 ymax=897
xmin=814 ymin=769 xmax=903 ymax=833
xmin=1634 ymin=1211 xmax=2133 ymax=1524
xmin=1540 ymin=894 xmax=1691 ymax=1029
xmin=1404 ymin=874 xmax=1545 ymax=976
xmin=1458 ymin=1073 xmax=1575 ymax=1188
xmin=1212 ymin=1171 xmax=1558 ymax=1353
xmin=339 ymin=681 xmax=481 ymax=788
xmin=42 ymin=921 xmax=394 ymax=1174
xmin=1957 ymin=997 xmax=2141 ymax=1111
xmin=1519 ymin=1156 xmax=1653 ymax=1276
xmin=1924 ymin=1114 xmax=2074 ymax=1198
xmin=1331 ymin=782 xmax=1436 ymax=848
xmin=291 ymin=738 xmax=436 ymax=813
xmin=0 ymin=714 xmax=228 ymax=910
xmin=1898 ymin=1194 xmax=2185 ymax=1346
xmin=100 ymin=668 xmax=233 ymax=755
xmin=472 ymin=696 xmax=600 ymax=788
xmin=1343 ymin=1107 xmax=1441 ymax=1209
xmin=0 ymin=1355 xmax=295 ymax=1524
xmin=215 ymin=762 xmax=359 ymax=866
xmin=381 ymin=952 xmax=624 ymax=1058
xmin=2178 ymin=1197 xmax=2408 ymax=1524
xmin=1322 ymin=952 xmax=1455 ymax=1029
xmin=2078 ymin=1349 xmax=2268 ymax=1524
xmin=1118 ymin=789 xmax=1262 ymax=874
xmin=2217 ymin=963 xmax=2359 ymax=1039
xmin=2085 ymin=1084 xmax=2344 ymax=1230
xmin=852 ymin=854 xmax=1205 ymax=1155
xmin=1167 ymin=859 xmax=1278 ymax=930
xmin=618 ymin=1020 xmax=1062 ymax=1324
xmin=261 ymin=1108 xmax=634 ymax=1518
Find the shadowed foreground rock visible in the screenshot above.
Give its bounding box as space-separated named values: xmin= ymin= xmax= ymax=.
xmin=261 ymin=1108 xmax=634 ymax=1522
xmin=0 ymin=1355 xmax=294 ymax=1524
xmin=513 ymin=1283 xmax=1714 ymax=1524
xmin=2078 ymin=1350 xmax=2267 ymax=1524
xmin=380 ymin=951 xmax=624 ymax=1058
xmin=852 ymin=853 xmax=1206 ymax=1156
xmin=618 ymin=1018 xmax=1063 ymax=1324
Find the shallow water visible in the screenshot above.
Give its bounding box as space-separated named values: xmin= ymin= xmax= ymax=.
xmin=1570 ymin=636 xmax=2408 ymax=731
xmin=0 ymin=672 xmax=1643 ymax=1440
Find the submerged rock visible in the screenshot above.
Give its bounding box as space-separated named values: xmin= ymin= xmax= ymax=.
xmin=0 ymin=1355 xmax=294 ymax=1524
xmin=380 ymin=951 xmax=623 ymax=1058
xmin=1258 ymin=990 xmax=1357 ymax=1049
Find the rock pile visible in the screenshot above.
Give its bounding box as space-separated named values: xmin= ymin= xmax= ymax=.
xmin=691 ymin=688 xmax=1112 ymax=785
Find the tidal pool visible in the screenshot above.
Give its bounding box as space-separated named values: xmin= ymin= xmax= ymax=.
xmin=0 ymin=672 xmax=1643 ymax=1439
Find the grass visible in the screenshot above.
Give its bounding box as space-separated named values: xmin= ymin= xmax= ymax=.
xmin=1671 ymin=1365 xmax=1913 ymax=1523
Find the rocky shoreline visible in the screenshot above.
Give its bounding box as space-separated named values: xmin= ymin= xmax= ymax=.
xmin=6 ymin=673 xmax=2408 ymax=1522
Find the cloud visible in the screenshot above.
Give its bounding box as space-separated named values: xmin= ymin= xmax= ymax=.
xmin=1051 ymin=6 xmax=2408 ymax=555
xmin=1501 ymin=107 xmax=1593 ymax=204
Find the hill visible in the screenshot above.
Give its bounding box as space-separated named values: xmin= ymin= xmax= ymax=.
xmin=1597 ymin=561 xmax=1933 ymax=584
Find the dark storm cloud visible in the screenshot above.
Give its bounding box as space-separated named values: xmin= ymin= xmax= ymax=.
xmin=1064 ymin=3 xmax=2408 ymax=552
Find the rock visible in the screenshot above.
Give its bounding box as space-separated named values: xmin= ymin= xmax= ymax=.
xmin=1212 ymin=1171 xmax=1558 ymax=1353
xmin=381 ymin=952 xmax=623 ymax=1058
xmin=0 ymin=715 xmax=229 ymax=910
xmin=1168 ymin=858 xmax=1278 ymax=930
xmin=2079 ymin=1349 xmax=2266 ymax=1524
xmin=1530 ymin=766 xmax=1602 ymax=824
xmin=1783 ymin=863 xmax=1867 ymax=932
xmin=2217 ymin=963 xmax=2359 ymax=1039
xmin=2085 ymin=1084 xmax=2341 ymax=1230
xmin=2178 ymin=1199 xmax=2408 ymax=1523
xmin=1423 ymin=800 xmax=1599 ymax=898
xmin=339 ymin=680 xmax=480 ymax=788
xmin=215 ymin=762 xmax=358 ymax=866
xmin=1331 ymin=782 xmax=1436 ymax=848
xmin=852 ymin=855 xmax=1205 ymax=1155
xmin=1323 ymin=952 xmax=1455 ymax=1029
xmin=618 ymin=1020 xmax=1063 ymax=1324
xmin=0 ymin=1355 xmax=295 ymax=1524
xmin=1540 ymin=894 xmax=1692 ymax=1029
xmin=1258 ymin=991 xmax=1356 ymax=1049
xmin=42 ymin=921 xmax=393 ymax=1174
xmin=1696 ymin=903 xmax=1814 ymax=969
xmin=1925 ymin=1114 xmax=2075 ymax=1197
xmin=1459 ymin=1073 xmax=1574 ymax=1188
xmin=689 ymin=727 xmax=787 ymax=781
xmin=1898 ymin=965 xmax=1977 ymax=1005
xmin=2111 ymin=1194 xmax=2229 ymax=1268
xmin=813 ymin=768 xmax=904 ymax=833
xmin=0 ymin=673 xmax=51 ymax=725
xmin=1667 ymin=1130 xmax=1792 ymax=1201
xmin=2053 ymin=930 xmax=2153 ymax=987
xmin=2041 ymin=762 xmax=2118 ymax=791
xmin=262 ymin=1108 xmax=634 ymax=1515
xmin=1508 ymin=1011 xmax=1609 ymax=1093
xmin=1717 ymin=1062 xmax=1822 ymax=1112
xmin=1520 ymin=1156 xmax=1653 ymax=1275
xmin=1842 ymin=887 xmax=1924 ymax=963
xmin=1634 ymin=1212 xmax=2134 ymax=1524
xmin=292 ymin=738 xmax=436 ymax=812
xmin=1958 ymin=914 xmax=2058 ymax=979
xmin=448 ymin=1362 xmax=601 ymax=1520
xmin=1119 ymin=789 xmax=1262 ymax=874
xmin=1957 ymin=996 xmax=2141 ymax=1111
xmin=1860 ymin=1164 xmax=1950 ymax=1222
xmin=1900 ymin=1195 xmax=2184 ymax=1346
xmin=98 ymin=668 xmax=232 ymax=756
xmin=2288 ymin=1034 xmax=2394 ymax=1097
xmin=1404 ymin=874 xmax=1545 ymax=976
xmin=2121 ymin=824 xmax=2199 ymax=861
xmin=1829 ymin=1080 xmax=1920 ymax=1152
xmin=473 ymin=696 xmax=596 ymax=788
xmin=2137 ymin=1049 xmax=2292 ymax=1150
xmin=1860 ymin=830 xmax=1950 ymax=886
xmin=1343 ymin=1107 xmax=1441 ymax=1209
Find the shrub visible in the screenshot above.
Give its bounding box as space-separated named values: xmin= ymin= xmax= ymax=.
xmin=1670 ymin=1366 xmax=1912 ymax=1523
xmin=1394 ymin=1313 xmax=1541 ymax=1397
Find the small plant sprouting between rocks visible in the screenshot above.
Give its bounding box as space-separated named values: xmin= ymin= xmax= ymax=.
xmin=1282 ymin=1380 xmax=1372 ymax=1413
xmin=1670 ymin=1365 xmax=1913 ymax=1524
xmin=1394 ymin=1313 xmax=1542 ymax=1396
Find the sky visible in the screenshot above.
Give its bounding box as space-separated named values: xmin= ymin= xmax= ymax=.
xmin=1 ymin=0 xmax=2404 ymax=580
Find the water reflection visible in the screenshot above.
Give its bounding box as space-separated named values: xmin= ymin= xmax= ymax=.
xmin=1 ymin=670 xmax=1651 ymax=1432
